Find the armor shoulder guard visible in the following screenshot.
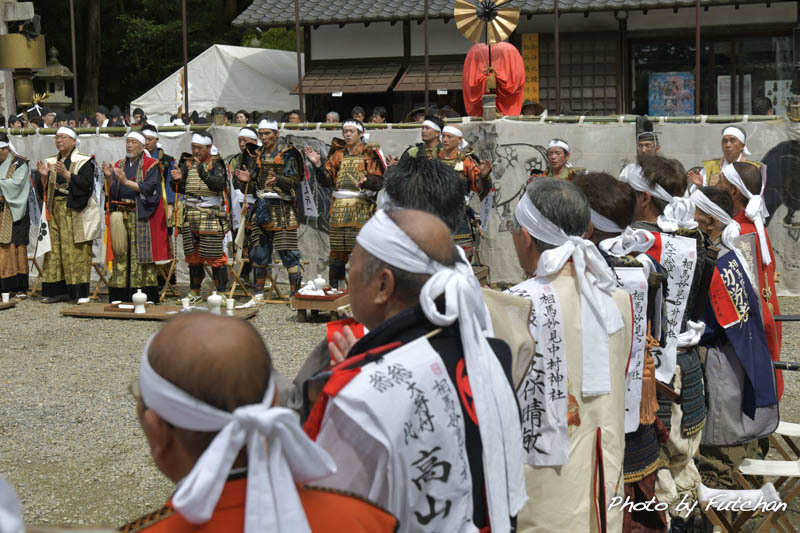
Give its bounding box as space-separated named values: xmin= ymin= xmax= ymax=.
xmin=326 ymin=138 xmax=347 ymax=161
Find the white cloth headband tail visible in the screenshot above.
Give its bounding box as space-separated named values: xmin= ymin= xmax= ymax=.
xmin=356 ymin=210 xmax=527 ymax=532
xmin=722 ymin=164 xmax=771 ymax=266
xmin=138 ymin=335 xmax=336 ymax=533
xmin=515 ymin=194 xmax=624 ymax=397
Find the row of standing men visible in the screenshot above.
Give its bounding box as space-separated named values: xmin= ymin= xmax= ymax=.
xmin=0 ymin=115 xmax=490 ymax=306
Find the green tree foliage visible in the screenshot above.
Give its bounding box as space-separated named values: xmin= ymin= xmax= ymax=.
xmin=35 ymin=0 xmax=256 ymax=112
xmin=241 ymin=27 xmax=299 ymax=52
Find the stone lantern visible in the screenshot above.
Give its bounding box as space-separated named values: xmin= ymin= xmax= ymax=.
xmin=34 ymin=46 xmax=72 ymax=112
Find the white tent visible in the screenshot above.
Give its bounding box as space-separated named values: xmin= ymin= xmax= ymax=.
xmin=131 ymin=44 xmax=303 ymax=122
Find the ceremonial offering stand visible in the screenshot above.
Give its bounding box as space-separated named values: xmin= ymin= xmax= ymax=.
xmin=0 ymin=301 xmax=16 ymax=311
xmin=60 ymin=302 xmax=259 ymax=321
xmin=291 ymin=289 xmax=349 ymax=323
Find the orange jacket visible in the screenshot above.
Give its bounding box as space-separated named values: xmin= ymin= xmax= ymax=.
xmin=120 ymin=477 xmax=398 ymax=532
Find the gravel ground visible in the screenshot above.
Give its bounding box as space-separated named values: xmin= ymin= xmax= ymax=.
xmin=0 ymin=286 xmax=324 ymax=528
xmin=0 ymin=291 xmax=798 ymax=529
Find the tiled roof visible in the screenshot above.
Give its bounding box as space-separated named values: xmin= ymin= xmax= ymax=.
xmin=292 ymin=64 xmax=403 ymax=94
xmin=234 ymin=0 xmax=757 ymax=27
xmin=394 ymin=62 xmax=463 ymax=92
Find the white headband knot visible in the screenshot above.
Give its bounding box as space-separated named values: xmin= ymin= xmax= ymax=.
xmin=599 ymin=226 xmax=656 ymax=257
xmin=342 ymin=120 xmax=364 ymax=132
xmin=722 ymin=164 xmax=771 ymax=266
xmin=355 ymin=210 xmax=527 ymax=532
xmin=547 ymin=139 xmax=569 ymax=152
xmin=127 ymin=131 xmax=146 ymax=145
xmin=723 ymin=126 xmax=752 ymax=156
xmin=257 ymin=119 xmax=278 ymax=131
xmin=622 ymin=163 xmax=697 ymax=232
xmin=515 ymin=193 xmax=624 ymax=396
xmin=191 ymin=133 xmax=212 ymax=146
xmin=138 ymin=335 xmax=336 ymax=533
xmin=421 ymin=119 xmax=441 ymax=133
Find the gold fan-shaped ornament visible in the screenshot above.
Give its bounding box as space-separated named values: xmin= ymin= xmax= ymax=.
xmin=454 ymin=0 xmax=520 ymax=45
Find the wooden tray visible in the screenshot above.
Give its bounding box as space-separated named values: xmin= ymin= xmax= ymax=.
xmin=0 ymin=300 xmax=16 ymax=311
xmin=291 ymin=291 xmax=350 ymax=322
xmin=61 ymin=302 xmax=258 ymax=321
xmin=293 ymin=288 xmax=347 ymax=301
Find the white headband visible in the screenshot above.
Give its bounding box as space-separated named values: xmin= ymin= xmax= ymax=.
xmin=442 ymin=125 xmax=468 ymax=149
xmin=690 ymin=188 xmax=756 ymax=285
xmin=547 ymin=139 xmax=569 ymax=153
xmin=442 ymin=125 xmax=462 ymax=137
xmin=0 ymin=140 xmax=16 ymax=153
xmin=722 ymin=164 xmax=771 ymax=266
xmin=622 ymin=163 xmax=697 ymax=233
xmin=515 ymin=193 xmax=624 ymax=396
xmin=421 ymin=119 xmax=441 ymax=133
xmin=257 ymin=119 xmax=278 ymax=131
xmin=142 ymin=128 xmax=159 ymax=139
xmin=356 ymin=210 xmax=526 ymax=532
xmin=722 ymin=126 xmax=752 ymax=156
xmin=127 ymin=131 xmax=146 ymax=145
xmin=191 ymin=133 xmax=212 ymax=146
xmin=239 ymin=128 xmax=258 ymax=141
xmin=342 ymin=120 xmax=364 ymax=132
xmin=590 ymin=209 xmax=625 ymax=233
xmin=690 ymin=189 xmax=741 ymax=250
xmin=138 ymin=335 xmax=336 ymax=533
xmin=56 ymin=126 xmax=77 ymax=139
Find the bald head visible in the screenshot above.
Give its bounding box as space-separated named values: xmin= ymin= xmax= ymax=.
xmin=387 ymin=209 xmax=457 ymax=266
xmin=148 ymin=314 xmax=271 ymax=413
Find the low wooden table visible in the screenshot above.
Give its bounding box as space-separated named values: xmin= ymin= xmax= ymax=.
xmin=0 ymin=301 xmax=16 ymax=311
xmin=61 ymin=302 xmax=259 ymax=321
xmin=291 ymin=289 xmax=349 ymax=323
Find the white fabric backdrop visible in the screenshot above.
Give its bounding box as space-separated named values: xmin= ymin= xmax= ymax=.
xmin=15 ymin=118 xmax=800 ymax=292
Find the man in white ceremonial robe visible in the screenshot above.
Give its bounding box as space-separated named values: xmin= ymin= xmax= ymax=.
xmin=506 ymin=177 xmax=633 ymax=533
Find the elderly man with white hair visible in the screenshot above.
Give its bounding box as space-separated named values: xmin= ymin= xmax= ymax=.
xmin=304 ymin=207 xmax=527 ymax=533
xmin=507 ymin=177 xmax=633 ymax=532
xmin=169 ymin=131 xmax=230 ymax=301
xmin=101 ymin=131 xmax=170 ymax=303
xmin=35 ymin=126 xmax=100 ymax=303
